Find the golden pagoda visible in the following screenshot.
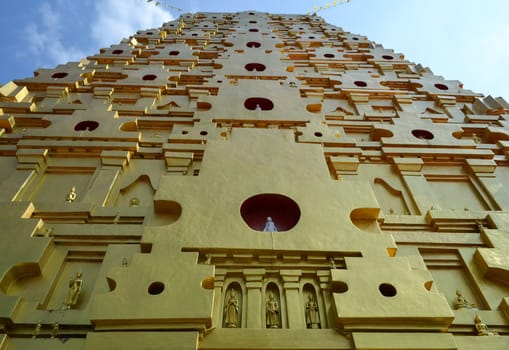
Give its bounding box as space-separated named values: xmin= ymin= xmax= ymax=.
xmin=0 ymin=10 xmax=508 ymax=350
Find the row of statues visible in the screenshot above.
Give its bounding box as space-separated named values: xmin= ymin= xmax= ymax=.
xmin=223 ymin=288 xmax=320 ymax=329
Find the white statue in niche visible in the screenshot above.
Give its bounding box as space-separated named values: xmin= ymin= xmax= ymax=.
xmin=305 ymin=294 xmax=321 ymax=329
xmin=263 ymin=217 xmax=278 ymax=232
xmin=223 ymin=288 xmax=240 ymax=328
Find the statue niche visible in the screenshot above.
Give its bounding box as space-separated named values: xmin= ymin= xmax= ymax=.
xmin=223 ymin=284 xmax=242 ymax=328
xmin=303 ymin=284 xmax=321 ymax=329
xmin=265 ymin=283 xmax=282 ymax=329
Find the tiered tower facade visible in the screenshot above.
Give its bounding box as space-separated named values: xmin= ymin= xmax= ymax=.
xmin=0 ymin=10 xmax=508 ymax=350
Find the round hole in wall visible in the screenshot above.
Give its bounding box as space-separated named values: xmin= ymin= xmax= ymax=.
xmin=51 ymin=72 xmax=68 ymax=79
xmin=379 ymin=283 xmax=397 ymax=297
xmin=245 ymin=63 xmax=266 ymax=72
xmin=169 ymin=50 xmax=180 ymax=56
xmin=182 ymin=130 xmax=189 ymax=135
xmin=201 ymin=277 xmax=214 ymax=290
xmin=244 ymin=97 xmax=274 ymax=111
xmin=112 ymin=49 xmax=124 ymax=54
xmin=148 ymin=281 xmax=165 ymax=295
xmin=411 ymin=129 xmax=434 ymax=140
xmin=331 ymin=281 xmax=348 ymax=293
xmin=354 ymin=80 xmax=367 ymax=87
xmin=434 ymin=83 xmax=449 ymax=90
xmin=249 ymin=28 xmax=259 ymax=32
xmin=314 ymin=132 xmax=323 ymax=137
xmin=241 ymin=193 xmax=301 ymax=232
xmin=249 ymin=20 xmax=257 ymax=23
xmin=146 ymin=32 xmax=154 ymax=35
xmin=192 ymin=33 xmax=198 ymax=36
xmin=142 ymin=74 xmax=157 ymax=81
xmin=200 ymin=131 xmax=208 ymax=136
xmin=74 ymin=121 xmax=99 ymax=131
xmin=352 ymin=37 xmax=359 ymax=41
xmin=382 ymin=55 xmax=394 ymax=60
xmin=246 ymin=41 xmax=261 ymax=48
xmin=324 ymin=53 xmax=335 ymax=58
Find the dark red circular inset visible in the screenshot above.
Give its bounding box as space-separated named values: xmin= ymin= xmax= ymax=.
xmin=74 ymin=121 xmax=99 ymax=131
xmin=148 ymin=281 xmax=164 ymax=295
xmin=354 ymin=81 xmax=367 ymax=87
xmin=240 ymin=193 xmax=301 ymax=232
xmin=169 ymin=50 xmax=180 ymax=56
xmin=246 ymin=41 xmax=261 ymax=48
xmin=324 ymin=53 xmax=335 ymax=58
xmin=143 ymin=74 xmax=157 ymax=81
xmin=379 ymin=283 xmax=397 ymax=297
xmin=412 ymin=129 xmax=434 ymax=140
xmin=245 ymin=63 xmax=266 ymax=72
xmin=434 ymin=83 xmax=449 ymax=90
xmin=51 ymin=72 xmax=68 ymax=79
xmin=244 ymin=97 xmax=274 ymax=111
xmin=249 ymin=28 xmax=259 ymax=32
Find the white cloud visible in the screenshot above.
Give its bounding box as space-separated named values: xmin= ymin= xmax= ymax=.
xmin=91 ymin=0 xmax=174 ymax=48
xmin=23 ymin=2 xmax=88 ymax=67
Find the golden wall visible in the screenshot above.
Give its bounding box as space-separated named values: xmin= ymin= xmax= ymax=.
xmin=0 ymin=10 xmax=508 ymax=350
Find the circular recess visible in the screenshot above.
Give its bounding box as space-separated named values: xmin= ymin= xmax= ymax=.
xmin=354 ymin=80 xmax=367 ymax=87
xmin=352 ymin=37 xmax=359 ymax=41
xmin=240 ymin=193 xmax=301 ymax=232
xmin=148 ymin=281 xmax=165 ymax=295
xmin=324 ymin=53 xmax=335 ymax=58
xmin=169 ymin=50 xmax=180 ymax=56
xmin=332 ymin=281 xmax=348 ymax=293
xmin=245 ymin=63 xmax=266 ymax=72
xmin=200 ymin=131 xmax=208 ymax=136
xmin=309 ymin=36 xmax=315 ymax=39
xmin=246 ymin=41 xmax=261 ymax=48
xmin=192 ymin=33 xmax=198 ymax=36
xmin=201 ymin=277 xmax=214 ymax=290
xmin=379 ymin=283 xmax=397 ymax=297
xmin=142 ymin=74 xmax=157 ymax=81
xmin=74 ymin=121 xmax=99 ymax=131
xmin=249 ymin=28 xmax=259 ymax=32
xmin=182 ymin=130 xmax=189 ymax=135
xmin=412 ymin=129 xmax=434 ymax=140
xmin=249 ymin=20 xmax=257 ymax=23
xmin=146 ymin=32 xmax=154 ymax=35
xmin=314 ymin=132 xmax=323 ymax=137
xmin=112 ymin=49 xmax=124 ymax=54
xmin=51 ymin=72 xmax=68 ymax=79
xmin=244 ymin=97 xmax=274 ymax=111
xmin=434 ymin=83 xmax=449 ymax=90
xmin=382 ymin=55 xmax=394 ymax=60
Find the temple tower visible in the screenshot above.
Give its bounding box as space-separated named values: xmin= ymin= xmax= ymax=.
xmin=0 ymin=10 xmax=508 ymax=350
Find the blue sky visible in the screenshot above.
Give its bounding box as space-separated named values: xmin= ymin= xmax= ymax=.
xmin=1 ymin=0 xmax=508 ymax=99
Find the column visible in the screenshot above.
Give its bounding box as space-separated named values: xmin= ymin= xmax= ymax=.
xmin=281 ymin=270 xmax=304 ymax=329
xmin=212 ymin=269 xmax=226 ymax=328
xmin=317 ymin=270 xmax=332 ymax=328
xmin=243 ymin=268 xmax=265 ymax=328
